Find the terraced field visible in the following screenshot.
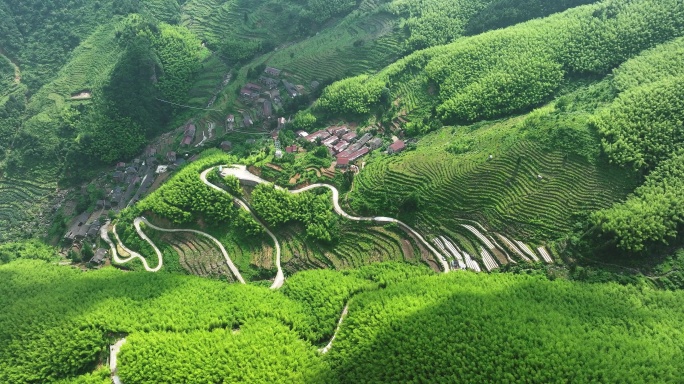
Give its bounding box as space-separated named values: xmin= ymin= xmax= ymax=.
xmin=0 ymin=177 xmax=55 ymax=241
xmin=162 ymin=232 xmax=239 ymax=282
xmin=279 ymin=221 xmax=423 ymax=275
xmin=26 ymin=24 xmax=122 ymax=114
xmin=141 ymin=0 xmax=182 ymax=23
xmin=181 ymin=0 xmax=302 ymax=51
xmin=265 ymin=13 xmax=402 ymax=83
xmin=352 ymin=120 xmax=637 ymax=242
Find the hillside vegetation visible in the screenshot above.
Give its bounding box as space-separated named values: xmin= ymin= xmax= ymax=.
xmin=314 ymin=0 xmax=684 ymax=255
xmin=2 ymin=259 xmax=684 ymax=383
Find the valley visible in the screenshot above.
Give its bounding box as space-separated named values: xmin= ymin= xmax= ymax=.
xmin=2 ymin=0 xmax=684 ymax=382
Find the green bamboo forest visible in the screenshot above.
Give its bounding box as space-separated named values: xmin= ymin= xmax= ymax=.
xmin=2 ymin=0 xmax=684 ymax=382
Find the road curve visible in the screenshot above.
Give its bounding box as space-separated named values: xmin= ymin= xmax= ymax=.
xmin=200 ymin=167 xmax=284 ymax=289
xmin=101 ymin=222 xmax=163 ymax=272
xmin=208 ymin=165 xmax=449 ymax=273
xmin=137 ymin=217 xmax=246 ymax=284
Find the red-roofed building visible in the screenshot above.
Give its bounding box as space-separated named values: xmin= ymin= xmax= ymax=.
xmin=322 ymin=136 xmax=339 ymax=147
xmin=336 ymin=157 xmax=350 ymax=168
xmin=305 ymin=130 xmax=331 ymax=143
xmin=333 ymin=141 xmax=349 ymax=154
xmin=388 ymin=140 xmax=406 ymax=154
xmin=286 ymin=145 xmax=298 ymax=153
xmin=342 ymin=132 xmax=357 ymax=142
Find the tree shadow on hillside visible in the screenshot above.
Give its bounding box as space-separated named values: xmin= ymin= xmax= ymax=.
xmin=322 ymin=276 xmax=682 ymax=383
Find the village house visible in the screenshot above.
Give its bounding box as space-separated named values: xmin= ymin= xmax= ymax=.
xmin=262 ymin=100 xmax=273 ymax=119
xmin=341 ymin=132 xmax=357 ymax=142
xmin=333 ymin=141 xmax=349 ymax=154
xmin=286 ymin=145 xmax=298 ymax=153
xmin=265 ymin=67 xmax=282 ymax=77
xmin=166 ymin=151 xmax=177 ymax=163
xmin=296 ymin=130 xmax=309 ymax=138
xmin=277 ymin=117 xmax=286 ymax=130
xmin=244 ymin=83 xmax=262 ymax=92
xmin=220 ymin=141 xmax=233 ymax=152
xmin=181 ymin=123 xmax=196 ymax=147
xmin=63 ymin=211 xmax=91 ymax=242
xmin=388 ymin=140 xmax=406 ymax=154
xmin=305 ymin=130 xmax=331 ymax=143
xmin=112 ymin=171 xmax=124 ymax=183
xmin=369 ymin=137 xmax=383 ymax=150
xmin=242 ymin=111 xmax=253 ymax=127
xmin=91 ymin=248 xmax=108 ymax=265
xmin=259 ymin=76 xmax=279 ymax=89
xmin=322 ymin=135 xmax=339 ymax=148
xmin=336 ymin=157 xmax=350 ymax=168
xmin=282 ymin=80 xmax=298 ymax=97
xmin=240 ymin=87 xmax=259 ymax=99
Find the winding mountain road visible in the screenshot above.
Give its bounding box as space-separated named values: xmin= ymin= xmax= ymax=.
xmin=209 ymin=165 xmax=449 ymax=274
xmin=138 ymin=217 xmax=245 ymax=284
xmin=101 ymin=222 xmax=163 ymax=272
xmin=200 ymin=167 xmax=284 ymax=289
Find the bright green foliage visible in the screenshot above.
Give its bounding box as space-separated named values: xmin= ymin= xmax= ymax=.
xmin=282 ymin=270 xmax=375 ymax=343
xmin=302 ymin=0 xmax=357 ymax=23
xmin=149 ymin=23 xmax=205 ymax=103
xmin=4 ymin=260 xmax=684 ymax=383
xmin=316 ymin=75 xmax=385 ymax=115
xmin=320 ymin=0 xmax=684 ymax=122
xmin=251 ymin=184 xmax=339 ymax=242
xmin=0 ymin=259 xmax=310 ymax=383
xmin=222 ymin=174 xmax=243 ymax=197
xmin=118 ymin=321 xmax=330 ymax=384
xmin=464 ymin=0 xmax=599 ymax=36
xmin=136 ymin=151 xmax=238 ymax=223
xmin=55 ymin=368 xmax=111 ymax=384
xmin=0 ymin=239 xmax=57 ymax=264
xmin=592 ymin=153 xmax=684 ymax=252
xmin=390 ymin=0 xmax=489 ymax=51
xmin=292 ymin=111 xmax=317 ymax=131
xmin=595 ymin=76 xmax=684 ymax=172
xmin=328 ymin=272 xmax=684 ymax=383
xmin=612 ymin=37 xmax=684 ymax=92
xmin=346 ymin=261 xmax=435 ymax=286
xmin=437 ymin=51 xmax=563 ymax=121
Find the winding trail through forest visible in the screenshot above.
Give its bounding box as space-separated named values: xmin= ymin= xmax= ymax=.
xmin=319 ymin=302 xmax=350 ymax=354
xmin=0 ymin=49 xmax=20 ymax=84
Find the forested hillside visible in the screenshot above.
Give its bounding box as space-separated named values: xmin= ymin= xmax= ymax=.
xmin=315 ymin=0 xmax=684 ymax=256
xmin=2 ymin=259 xmax=684 ymax=383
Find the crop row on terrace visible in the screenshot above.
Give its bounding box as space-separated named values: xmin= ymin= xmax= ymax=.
xmin=165 ymin=231 xmax=238 ymax=282
xmin=279 ymin=220 xmax=425 ymax=275
xmin=0 ymin=178 xmax=54 ymax=238
xmin=353 ymin=122 xmax=635 ymax=241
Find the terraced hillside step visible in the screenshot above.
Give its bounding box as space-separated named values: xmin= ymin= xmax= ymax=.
xmin=537 ymin=246 xmax=554 ymax=263
xmin=515 ymin=241 xmax=540 ymax=262
xmin=480 ymin=248 xmax=499 ymax=272
xmin=496 ymin=234 xmax=529 ymax=262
